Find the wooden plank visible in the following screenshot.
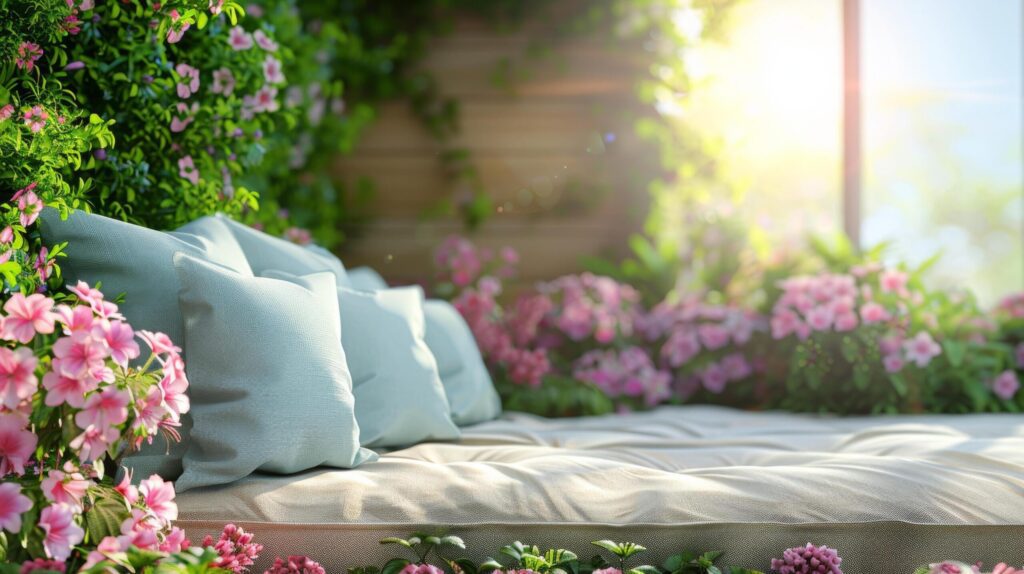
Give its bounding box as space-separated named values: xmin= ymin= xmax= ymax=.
xmin=340 ymin=218 xmax=632 ymax=284
xmin=332 ymin=154 xmax=618 ymax=217
xmin=352 ymin=99 xmax=636 ymax=153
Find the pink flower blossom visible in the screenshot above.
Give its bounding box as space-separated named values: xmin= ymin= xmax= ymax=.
xmin=53 ymin=331 xmax=111 ymax=382
xmin=991 ymin=370 xmax=1020 ymax=401
xmin=228 ymin=26 xmax=254 ymax=50
xmin=68 ymin=281 xmax=104 ymax=308
xmin=139 ymin=474 xmax=178 ymax=525
xmin=883 ymin=354 xmax=904 ymax=373
xmin=253 ymin=29 xmax=278 ymax=52
xmin=697 ymin=323 xmax=730 ymax=350
xmin=114 ymin=471 xmax=139 ymax=505
xmin=178 ymin=155 xmax=199 ymax=185
xmin=69 ymin=424 xmax=118 ymax=462
xmin=75 ymin=386 xmax=130 ymax=430
xmin=54 ymin=304 xmax=94 ymax=334
xmin=262 ymin=56 xmax=285 ymax=84
xmin=2 ymin=293 xmax=56 ymax=343
xmin=880 ymin=268 xmax=908 ymax=295
xmin=770 ymin=543 xmax=842 ymax=574
xmin=252 ymin=85 xmax=280 ymax=113
xmin=264 ymin=555 xmax=326 ymax=574
xmin=94 ymin=320 xmax=140 ymax=368
xmin=17 ymin=190 xmax=43 ymax=227
xmin=202 ymin=523 xmax=263 ymax=573
xmin=35 ymin=246 xmax=54 ymax=283
xmin=400 ymin=565 xmax=444 ymax=574
xmin=903 ymin=331 xmax=941 ymax=368
xmin=0 ymin=413 xmax=37 ymax=476
xmin=860 ymin=302 xmax=891 ymax=324
xmin=805 ymin=306 xmax=834 ymax=332
xmin=41 ymin=468 xmax=91 ymax=510
xmin=0 ymin=347 xmax=38 ymax=409
xmin=39 ymin=505 xmax=84 ymax=561
xmin=661 ymin=331 xmax=700 ymax=367
xmin=0 ymin=104 xmax=13 ymax=121
xmin=161 ymin=526 xmax=190 ymax=553
xmin=700 ymin=362 xmax=728 ymax=394
xmin=15 ymin=42 xmax=43 ymax=71
xmin=19 ymin=558 xmax=66 ymax=573
xmin=212 ymin=67 xmax=236 ymax=96
xmin=22 ymin=106 xmax=48 ymax=133
xmin=834 ymin=312 xmax=858 ymax=332
xmin=208 ymin=0 xmax=224 ymax=14
xmin=170 ymin=101 xmax=199 ymax=133
xmin=0 ymin=482 xmax=32 ymax=532
xmin=721 ymin=353 xmax=752 ymax=380
xmin=592 ymin=569 xmax=623 ymax=574
xmin=175 ymin=63 xmax=200 ymax=98
xmin=43 ymin=361 xmax=97 ymax=408
xmin=166 ymin=11 xmax=190 ymax=43
xmin=138 ymin=330 xmax=181 ymax=356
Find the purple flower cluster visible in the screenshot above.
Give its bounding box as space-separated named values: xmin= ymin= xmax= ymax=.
xmin=573 ymin=346 xmax=671 ymax=407
xmin=770 ymin=543 xmax=843 ymax=574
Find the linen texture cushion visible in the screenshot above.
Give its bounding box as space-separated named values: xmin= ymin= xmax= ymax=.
xmin=39 ymin=209 xmax=253 ymax=480
xmin=210 ymin=214 xmax=351 ymax=287
xmin=346 ymin=267 xmax=501 ymax=426
xmin=173 ymin=254 xmax=374 ymax=492
xmin=422 ymin=300 xmax=501 ymax=425
xmin=337 ymin=286 xmax=461 ymax=447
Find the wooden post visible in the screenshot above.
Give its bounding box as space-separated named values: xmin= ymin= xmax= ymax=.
xmin=843 ymin=0 xmax=862 ymax=248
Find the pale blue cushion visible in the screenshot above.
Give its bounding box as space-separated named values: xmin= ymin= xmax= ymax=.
xmin=174 ymin=255 xmax=374 ymax=491
xmin=422 ymin=300 xmax=502 ymax=425
xmin=347 ymin=267 xmax=501 ymax=426
xmin=209 ymin=214 xmax=351 ymax=287
xmin=337 ymin=286 xmax=460 ymax=447
xmin=39 ymin=209 xmax=253 ymax=480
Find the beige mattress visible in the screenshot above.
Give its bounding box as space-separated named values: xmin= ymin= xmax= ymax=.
xmin=176 ymin=406 xmax=1024 ymax=573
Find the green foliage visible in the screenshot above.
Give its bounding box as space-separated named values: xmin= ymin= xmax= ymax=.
xmin=76 ymin=546 xmax=229 ymax=574
xmin=497 ymin=375 xmax=615 ymax=418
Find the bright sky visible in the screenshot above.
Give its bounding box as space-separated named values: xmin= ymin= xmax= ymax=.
xmin=681 ymin=0 xmax=1023 ymax=304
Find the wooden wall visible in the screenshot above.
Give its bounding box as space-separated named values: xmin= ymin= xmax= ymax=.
xmin=335 ymin=15 xmax=655 ymax=289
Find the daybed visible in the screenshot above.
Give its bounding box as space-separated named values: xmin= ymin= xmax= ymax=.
xmin=174 ymin=406 xmax=1024 ymax=573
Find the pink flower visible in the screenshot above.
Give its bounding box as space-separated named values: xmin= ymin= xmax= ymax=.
xmin=264 ymin=555 xmax=326 ymax=574
xmin=0 ymin=482 xmax=32 ymax=532
xmin=2 ymin=293 xmax=56 ymax=343
xmin=0 ymin=347 xmax=38 ymax=409
xmin=253 ymin=29 xmax=278 ymax=52
xmin=212 ymin=67 xmax=236 ymax=96
xmin=202 ymin=523 xmax=263 ymax=572
xmin=54 ymin=304 xmax=94 ymax=334
xmin=22 ymin=106 xmax=48 ymax=133
xmin=592 ymin=569 xmax=623 ymax=574
xmin=11 ymin=181 xmax=35 ymax=202
xmin=38 ymin=504 xmax=84 ymax=561
xmin=178 ymin=155 xmax=199 ymax=185
xmin=81 ymin=536 xmax=126 ymax=570
xmin=170 ymin=101 xmax=199 ymax=133
xmin=262 ymin=56 xmax=285 ymax=84
xmin=805 ymin=306 xmax=834 ymax=332
xmin=771 ymin=308 xmax=805 ymax=340
xmin=17 ymin=190 xmax=43 ymax=227
xmin=228 ymin=26 xmax=253 ymax=50
xmin=834 ymin=312 xmax=858 ymax=332
xmin=991 ymin=370 xmax=1020 ymax=401
xmin=166 ymin=11 xmax=190 ymax=44
xmin=903 ymin=331 xmax=941 ymax=368
xmin=697 ymin=323 xmax=730 ymax=350
xmin=771 ymin=543 xmax=842 ymax=574
xmin=68 ymin=281 xmax=104 ymax=308
xmin=721 ymin=353 xmax=752 ymax=380
xmin=252 ymin=85 xmax=279 ymax=112
xmin=34 ymin=247 xmax=54 ymax=283
xmin=400 ymin=565 xmax=444 ymax=574
xmin=53 ymin=331 xmax=111 ymax=382
xmin=0 ymin=104 xmax=14 ymax=121
xmin=75 ymin=386 xmax=130 ymax=429
xmin=175 ymin=63 xmax=200 ymax=98
xmin=94 ymin=320 xmax=140 ymax=368
xmin=860 ymin=302 xmax=891 ymax=324
xmin=161 ymin=526 xmax=190 ymax=553
xmin=15 ymin=42 xmax=43 ymax=71
xmin=880 ymin=268 xmax=908 ymax=295
xmin=114 ymin=471 xmax=139 ymax=505
xmin=139 ymin=474 xmax=178 ymax=524
xmin=700 ymin=362 xmax=728 ymax=394
xmin=0 ymin=413 xmax=37 ymax=476
xmin=662 ymin=331 xmax=700 ymax=367
xmin=138 ymin=330 xmax=181 ymax=356
xmin=43 ymin=361 xmax=97 ymax=408
xmin=208 ymin=0 xmax=224 ymax=14
xmin=19 ymin=558 xmax=66 ymax=574
xmin=41 ymin=468 xmax=91 ymax=510
xmin=883 ymin=354 xmax=904 ymax=373
xmin=69 ymin=424 xmax=118 ymax=462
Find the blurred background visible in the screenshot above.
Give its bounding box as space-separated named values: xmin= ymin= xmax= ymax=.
xmin=325 ymin=0 xmax=1022 ymax=305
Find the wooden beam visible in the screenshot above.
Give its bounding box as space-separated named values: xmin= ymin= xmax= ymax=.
xmin=843 ymin=0 xmax=862 ymax=248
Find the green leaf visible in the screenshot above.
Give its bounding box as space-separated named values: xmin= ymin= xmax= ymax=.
xmin=943 ymin=340 xmax=965 ymax=367
xmin=381 ymin=558 xmax=412 ymax=574
xmin=381 ymin=537 xmax=413 ymax=549
xmin=591 ymin=541 xmax=622 ymax=555
xmin=440 ymin=536 xmax=466 ymax=549
xmin=84 ymin=495 xmax=128 ymax=542
xmin=630 ymin=566 xmax=662 ymax=574
xmin=479 ymin=559 xmax=504 ymax=571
